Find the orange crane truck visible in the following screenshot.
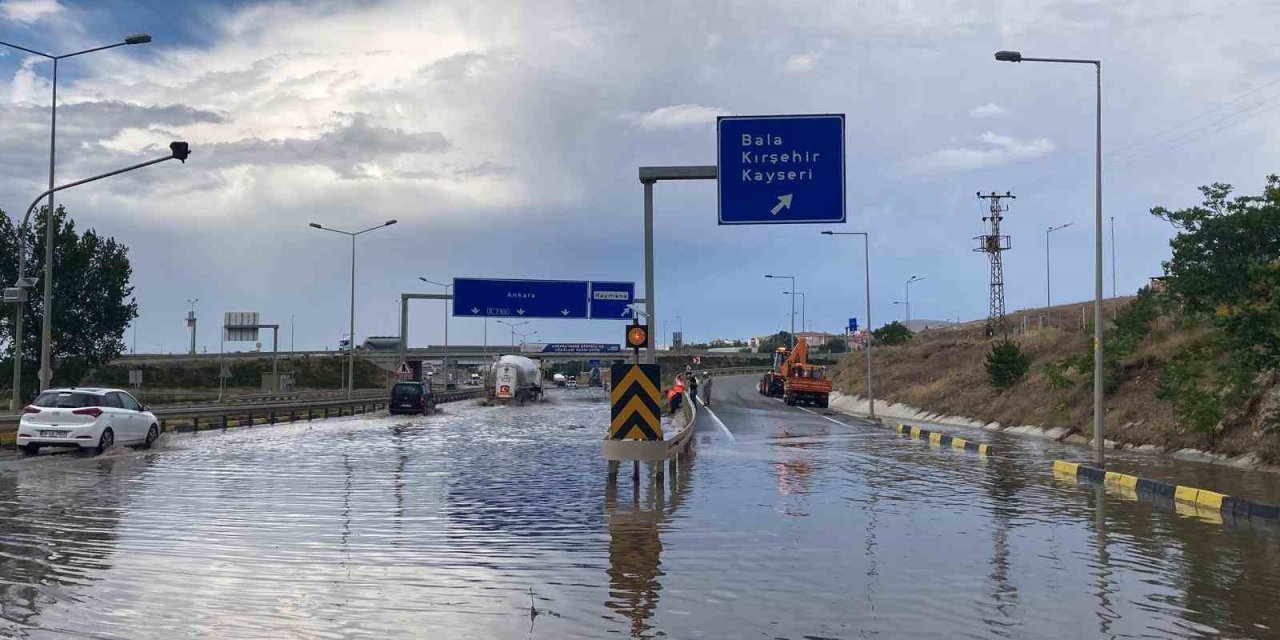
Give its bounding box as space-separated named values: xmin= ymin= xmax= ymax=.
xmin=757 ymin=339 xmax=832 ymax=407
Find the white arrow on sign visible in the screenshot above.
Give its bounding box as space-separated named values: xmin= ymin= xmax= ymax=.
xmin=471 ymin=307 xmax=480 ymax=314
xmin=561 ymin=309 xmax=570 ymax=316
xmin=770 ymin=193 xmax=794 ymax=216
xmin=516 ymin=308 xmax=526 ymax=316
xmin=621 ymin=306 xmax=632 ymax=317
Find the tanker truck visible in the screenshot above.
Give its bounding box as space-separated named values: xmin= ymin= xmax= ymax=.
xmin=487 ymin=355 xmax=544 ymax=404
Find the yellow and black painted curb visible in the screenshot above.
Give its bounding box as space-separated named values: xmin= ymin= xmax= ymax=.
xmin=895 ymin=423 xmax=993 ymax=456
xmin=1053 ymin=460 xmax=1280 ymax=521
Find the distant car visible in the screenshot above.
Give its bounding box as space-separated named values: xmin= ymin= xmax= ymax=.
xmin=16 ymin=388 xmax=160 ymax=456
xmin=389 ymin=381 xmax=435 ymax=415
xmin=566 ymin=378 xmax=578 ymax=389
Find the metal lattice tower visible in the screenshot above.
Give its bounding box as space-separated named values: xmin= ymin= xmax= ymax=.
xmin=975 ymin=191 xmax=1014 ymax=336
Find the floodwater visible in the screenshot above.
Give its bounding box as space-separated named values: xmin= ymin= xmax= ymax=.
xmin=2 ymin=377 xmax=1280 ymax=639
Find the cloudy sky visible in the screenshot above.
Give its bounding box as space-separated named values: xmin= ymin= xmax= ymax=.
xmin=1 ymin=0 xmax=1278 ymax=353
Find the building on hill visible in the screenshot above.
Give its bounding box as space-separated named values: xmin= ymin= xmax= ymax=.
xmin=795 ymin=331 xmax=837 ymax=347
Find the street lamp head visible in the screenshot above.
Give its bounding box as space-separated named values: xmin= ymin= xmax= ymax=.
xmin=384 ymin=219 xmax=398 ymax=226
xmin=124 ymin=34 xmax=152 ymax=45
xmin=994 ymin=50 xmax=1022 ymax=62
xmin=309 ymin=223 xmax=323 ymax=229
xmin=820 ymin=230 xmax=833 ymax=235
xmin=169 ymin=141 xmax=190 ymax=162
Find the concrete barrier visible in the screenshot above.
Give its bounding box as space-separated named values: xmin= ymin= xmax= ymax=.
xmin=893 ymin=422 xmax=994 ymax=455
xmin=1053 ymin=460 xmax=1280 ymax=522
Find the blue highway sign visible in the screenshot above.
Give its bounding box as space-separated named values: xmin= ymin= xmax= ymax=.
xmin=536 ymin=344 xmax=622 ymax=354
xmin=453 ymin=278 xmax=589 ymax=319
xmin=848 ymin=317 xmax=859 ymax=332
xmin=589 ymin=281 xmax=635 ymax=320
xmin=717 ymin=114 xmax=845 ymax=225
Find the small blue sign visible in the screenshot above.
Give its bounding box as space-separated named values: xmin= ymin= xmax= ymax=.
xmin=717 ymin=114 xmax=845 ymax=225
xmin=539 ymin=344 xmax=621 ymax=354
xmin=589 ymin=281 xmax=635 ymax=320
xmin=848 ymin=317 xmax=859 ymax=333
xmin=588 ymin=359 xmax=601 ymax=367
xmin=453 ymin=278 xmax=589 ymax=319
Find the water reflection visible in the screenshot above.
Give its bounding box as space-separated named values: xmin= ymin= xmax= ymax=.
xmin=1052 ymin=470 xmax=1280 ymax=638
xmin=603 ymin=453 xmax=695 ymax=638
xmin=0 ymin=455 xmax=141 ymax=630
xmin=982 ymin=443 xmax=1022 ymax=636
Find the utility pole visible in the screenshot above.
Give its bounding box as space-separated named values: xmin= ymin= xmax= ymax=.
xmin=976 ymin=192 xmax=1014 ymax=336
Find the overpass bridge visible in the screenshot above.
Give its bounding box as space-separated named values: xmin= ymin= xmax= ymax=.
xmin=113 ymin=346 xmax=772 ymax=369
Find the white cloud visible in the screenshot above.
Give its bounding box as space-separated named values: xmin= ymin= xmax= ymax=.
xmin=968 ymin=102 xmax=1008 ymax=118
xmin=783 ymin=50 xmax=822 ymax=74
xmin=0 ymin=0 xmax=1276 ymax=352
xmin=0 ymin=0 xmax=62 ymax=23
xmin=778 ymin=50 xmax=819 ymax=74
xmin=907 ymin=131 xmax=1054 ymax=173
xmin=621 ymin=104 xmax=731 ymax=131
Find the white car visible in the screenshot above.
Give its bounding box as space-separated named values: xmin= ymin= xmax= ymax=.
xmin=16 ymin=387 xmax=160 ymax=456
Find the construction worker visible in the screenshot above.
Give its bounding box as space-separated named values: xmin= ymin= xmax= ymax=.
xmin=668 ymin=375 xmax=685 ymax=415
xmin=702 ymin=372 xmax=713 ymax=407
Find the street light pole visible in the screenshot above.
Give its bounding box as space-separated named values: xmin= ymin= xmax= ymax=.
xmin=821 ymin=231 xmax=875 ymax=418
xmin=308 ymin=219 xmax=398 ymax=398
xmin=186 ymin=298 xmax=199 ymax=355
xmin=783 ymin=291 xmax=806 ymax=341
xmin=420 ymin=278 xmax=453 ymax=386
xmin=0 ymin=34 xmax=152 ymax=394
xmin=995 ymin=49 xmax=1105 ymax=467
xmin=496 ymin=320 xmax=528 ymax=348
xmin=1046 ymin=223 xmax=1073 ymax=309
xmin=765 ymin=275 xmax=796 ymax=348
xmin=7 ymin=144 xmax=186 ymax=408
xmin=905 ymin=275 xmax=924 ymax=327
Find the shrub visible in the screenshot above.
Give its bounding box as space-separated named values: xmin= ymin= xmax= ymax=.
xmin=985 ymin=340 xmax=1031 ymax=389
xmin=873 ymin=321 xmax=913 ymax=346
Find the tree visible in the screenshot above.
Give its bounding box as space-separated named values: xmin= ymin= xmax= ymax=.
xmin=985 ymin=340 xmax=1031 ymax=389
xmin=872 ymin=321 xmax=912 ymax=346
xmin=1152 ymin=175 xmax=1280 ymax=316
xmin=819 ymin=337 xmax=847 ymax=353
xmin=0 ymin=206 xmax=138 ymax=400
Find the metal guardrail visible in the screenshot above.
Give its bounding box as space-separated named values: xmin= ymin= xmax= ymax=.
xmin=0 ymin=388 xmax=486 ymax=442
xmin=154 ymin=388 xmax=485 ymax=432
xmin=149 ymin=389 xmax=386 ymax=410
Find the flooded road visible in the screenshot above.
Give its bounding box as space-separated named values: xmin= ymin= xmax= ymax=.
xmin=3 ymin=377 xmax=1280 ymax=638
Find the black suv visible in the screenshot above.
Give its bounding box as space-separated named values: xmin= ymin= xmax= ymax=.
xmin=389 ymin=381 xmax=436 ymax=415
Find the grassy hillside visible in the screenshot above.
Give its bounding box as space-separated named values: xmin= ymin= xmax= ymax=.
xmin=831 ymin=296 xmax=1280 ymax=463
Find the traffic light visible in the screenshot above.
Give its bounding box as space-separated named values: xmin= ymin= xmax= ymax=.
xmin=170 ymin=141 xmax=191 ymax=163
xmin=625 ymin=324 xmax=649 ymax=351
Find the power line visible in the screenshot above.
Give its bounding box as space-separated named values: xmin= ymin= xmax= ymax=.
xmin=1110 ymin=95 xmax=1280 ymax=170
xmin=1105 ymin=75 xmax=1280 ymax=159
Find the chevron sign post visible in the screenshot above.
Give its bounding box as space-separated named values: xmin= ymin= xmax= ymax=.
xmin=609 ymin=364 xmax=663 ymax=441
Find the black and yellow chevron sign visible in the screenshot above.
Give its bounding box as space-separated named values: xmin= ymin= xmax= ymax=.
xmin=609 ymin=363 xmax=663 ymax=441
